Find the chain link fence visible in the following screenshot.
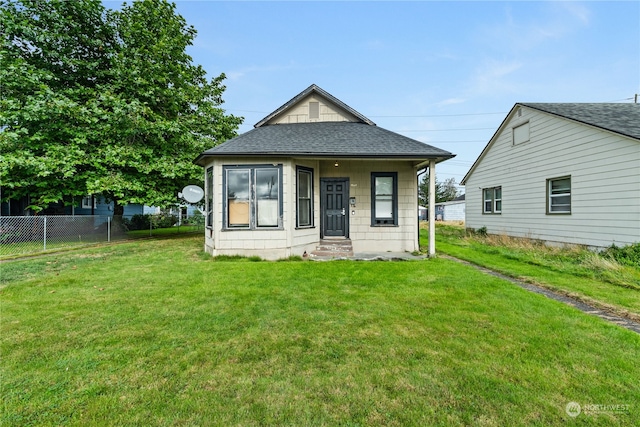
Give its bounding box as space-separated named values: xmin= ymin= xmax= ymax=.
xmin=0 ymin=213 xmax=204 ymax=258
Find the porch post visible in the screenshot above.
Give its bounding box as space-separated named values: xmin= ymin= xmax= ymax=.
xmin=428 ymin=159 xmax=436 ymax=257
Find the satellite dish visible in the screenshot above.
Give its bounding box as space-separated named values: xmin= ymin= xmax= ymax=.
xmin=180 ymin=185 xmax=204 ymax=203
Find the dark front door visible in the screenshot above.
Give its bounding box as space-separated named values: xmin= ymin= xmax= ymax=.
xmin=321 ymin=178 xmax=348 ymax=237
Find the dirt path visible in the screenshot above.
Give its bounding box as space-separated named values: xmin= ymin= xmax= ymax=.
xmin=441 ymin=254 xmax=640 ymax=335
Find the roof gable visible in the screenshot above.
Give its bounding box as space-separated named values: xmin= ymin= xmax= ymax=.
xmin=461 ymin=102 xmax=640 ymax=184
xmin=254 ymin=84 xmax=375 ymax=127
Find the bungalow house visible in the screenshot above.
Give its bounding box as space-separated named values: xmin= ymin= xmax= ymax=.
xmin=462 ymin=103 xmax=640 ymax=248
xmin=194 ymin=84 xmax=455 ymax=259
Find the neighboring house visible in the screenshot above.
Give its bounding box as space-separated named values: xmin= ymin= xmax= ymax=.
xmin=0 ymin=195 xmax=144 ymax=218
xmin=435 ymin=194 xmax=465 ymax=221
xmin=194 ymin=84 xmax=455 ymax=259
xmin=462 ymin=103 xmax=640 ymax=248
xmin=1 ymin=195 xmax=200 ymax=221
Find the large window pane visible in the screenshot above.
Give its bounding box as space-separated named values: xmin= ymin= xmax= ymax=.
xmin=227 ymin=169 xmax=250 ymax=227
xmin=297 ymin=168 xmax=313 ymax=227
xmin=548 ymin=176 xmax=571 ymax=213
xmin=371 ymin=173 xmax=397 ymax=225
xmin=256 ymin=169 xmax=279 ymax=227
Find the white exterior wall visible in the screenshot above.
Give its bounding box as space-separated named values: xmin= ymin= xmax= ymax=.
xmin=464 ymin=107 xmax=640 ymax=248
xmin=438 ymin=201 xmax=465 ymax=221
xmin=203 ymin=158 xmax=420 ymax=259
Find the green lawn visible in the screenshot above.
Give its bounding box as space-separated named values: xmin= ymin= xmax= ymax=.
xmin=2 ymin=235 xmax=639 ymax=426
xmin=424 ymin=224 xmax=640 ymax=320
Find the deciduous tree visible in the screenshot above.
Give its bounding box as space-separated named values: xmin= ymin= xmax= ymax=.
xmin=0 ymin=0 xmax=242 ymax=213
xmin=418 ymin=172 xmax=460 ymax=206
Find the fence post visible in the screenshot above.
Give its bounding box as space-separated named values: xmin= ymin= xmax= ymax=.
xmin=108 ymin=216 xmax=111 ymax=242
xmin=150 ymin=216 xmax=153 ymax=237
xmin=43 ymin=216 xmax=47 ymax=251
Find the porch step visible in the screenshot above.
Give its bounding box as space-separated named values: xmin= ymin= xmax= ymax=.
xmin=310 ymin=239 xmax=354 ymax=258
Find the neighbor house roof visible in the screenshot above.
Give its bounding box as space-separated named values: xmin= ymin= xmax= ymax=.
xmin=194 ymin=121 xmax=454 ymax=165
xmin=461 ymin=102 xmax=640 ymax=184
xmin=520 ymin=103 xmax=640 ymax=140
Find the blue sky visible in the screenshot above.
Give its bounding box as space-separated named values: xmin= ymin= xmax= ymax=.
xmin=107 ymin=1 xmax=640 ymax=190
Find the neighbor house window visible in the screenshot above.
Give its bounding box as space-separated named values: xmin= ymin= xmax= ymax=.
xmin=296 ymin=166 xmax=313 ymax=227
xmin=81 ymin=195 xmax=96 ymax=209
xmin=483 ymin=186 xmax=502 ymax=214
xmin=513 ymin=122 xmax=530 ymax=145
xmin=371 ymin=172 xmax=398 ymax=226
xmin=547 ymin=176 xmax=571 ymax=214
xmin=223 ymin=165 xmax=282 ymax=229
xmin=205 ymin=166 xmax=213 ymax=227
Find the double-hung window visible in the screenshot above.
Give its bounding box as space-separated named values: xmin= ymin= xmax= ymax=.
xmin=205 ymin=166 xmax=213 ymax=227
xmin=224 ymin=165 xmax=282 ymax=229
xmin=371 ymin=172 xmax=398 ymax=226
xmin=296 ymin=167 xmax=313 ymax=227
xmin=483 ymin=186 xmax=502 ymax=214
xmin=547 ymin=176 xmax=571 ymax=214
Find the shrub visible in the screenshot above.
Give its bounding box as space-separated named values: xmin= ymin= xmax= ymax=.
xmin=476 ymin=226 xmax=488 ymax=237
xmin=601 ymin=243 xmax=640 ymax=268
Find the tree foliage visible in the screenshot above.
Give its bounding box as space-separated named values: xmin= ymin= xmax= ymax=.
xmin=418 ymin=172 xmax=460 ymax=206
xmin=0 ymin=0 xmax=242 ymax=212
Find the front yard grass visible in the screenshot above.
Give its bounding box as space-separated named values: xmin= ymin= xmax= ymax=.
xmin=2 ymin=235 xmax=639 ymax=426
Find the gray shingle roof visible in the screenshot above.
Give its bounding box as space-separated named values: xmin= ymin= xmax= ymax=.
xmin=519 ymin=103 xmax=640 ymax=140
xmin=195 ymin=122 xmax=454 ymax=165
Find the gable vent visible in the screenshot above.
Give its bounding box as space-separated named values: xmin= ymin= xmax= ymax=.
xmin=309 ymin=101 xmax=320 ymax=119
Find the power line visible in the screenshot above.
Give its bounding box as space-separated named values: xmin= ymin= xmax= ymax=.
xmin=399 ymin=128 xmax=496 ymax=132
xmin=369 ymin=112 xmax=507 ymax=118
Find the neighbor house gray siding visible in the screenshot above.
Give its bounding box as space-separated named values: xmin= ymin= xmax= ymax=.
xmin=464 ymin=105 xmax=640 ymax=248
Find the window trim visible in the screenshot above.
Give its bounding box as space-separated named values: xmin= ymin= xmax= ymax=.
xmin=296 ymin=166 xmax=314 ymax=228
xmin=81 ymin=195 xmax=96 ymax=209
xmin=222 ymin=164 xmax=283 ymax=230
xmin=547 ymin=176 xmax=571 ymax=215
xmin=482 ymin=186 xmax=502 ymax=214
xmin=512 ymin=121 xmax=530 ymax=145
xmin=371 ymin=172 xmax=398 ymax=226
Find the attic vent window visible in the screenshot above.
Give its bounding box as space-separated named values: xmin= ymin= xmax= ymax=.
xmin=513 ymin=122 xmax=530 ymax=145
xmin=309 ymin=101 xmax=320 ymax=119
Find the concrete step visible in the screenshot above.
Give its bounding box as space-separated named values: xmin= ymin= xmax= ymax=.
xmin=310 ymin=239 xmax=353 ymax=258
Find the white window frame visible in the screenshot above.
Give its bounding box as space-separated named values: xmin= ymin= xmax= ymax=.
xmin=482 ymin=186 xmax=501 ymax=214
xmin=81 ymin=195 xmax=96 ymax=209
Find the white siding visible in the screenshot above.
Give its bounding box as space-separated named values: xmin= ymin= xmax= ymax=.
xmin=438 ymin=201 xmax=465 ymax=221
xmin=464 ymin=107 xmax=640 ymax=248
